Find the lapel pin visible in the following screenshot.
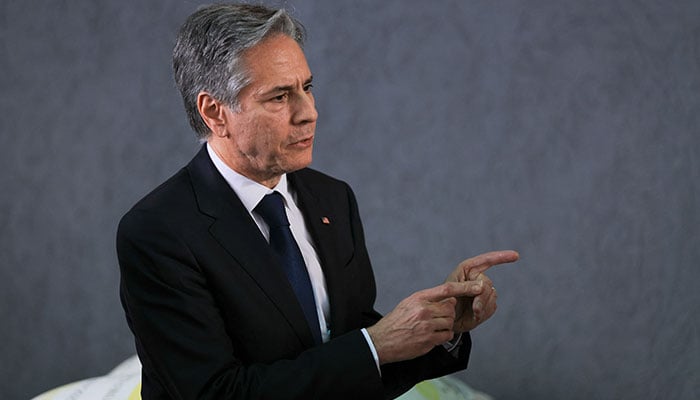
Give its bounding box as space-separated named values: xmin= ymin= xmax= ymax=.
xmin=321 ymin=217 xmax=330 ymax=225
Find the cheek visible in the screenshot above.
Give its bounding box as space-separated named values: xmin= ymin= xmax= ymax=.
xmin=232 ymin=110 xmax=291 ymax=161
xmin=248 ymin=119 xmax=286 ymax=157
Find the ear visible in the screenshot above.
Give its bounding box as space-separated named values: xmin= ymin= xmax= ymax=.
xmin=197 ymin=92 xmax=229 ymax=138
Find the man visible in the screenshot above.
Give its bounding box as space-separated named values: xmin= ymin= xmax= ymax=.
xmin=117 ymin=4 xmax=518 ymax=399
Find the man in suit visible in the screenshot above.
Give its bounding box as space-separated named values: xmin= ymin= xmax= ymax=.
xmin=117 ymin=4 xmax=519 ymax=399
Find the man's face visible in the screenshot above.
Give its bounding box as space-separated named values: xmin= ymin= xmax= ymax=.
xmin=213 ymin=34 xmax=318 ymax=186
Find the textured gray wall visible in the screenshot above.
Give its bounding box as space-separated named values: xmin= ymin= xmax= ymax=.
xmin=1 ymin=1 xmax=698 ymax=399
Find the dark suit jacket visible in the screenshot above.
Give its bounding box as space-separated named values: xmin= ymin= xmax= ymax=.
xmin=117 ymin=145 xmax=470 ymax=400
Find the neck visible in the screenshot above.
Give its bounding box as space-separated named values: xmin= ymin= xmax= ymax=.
xmin=256 ymin=175 xmax=282 ymax=189
xmin=208 ymin=140 xmax=283 ymax=189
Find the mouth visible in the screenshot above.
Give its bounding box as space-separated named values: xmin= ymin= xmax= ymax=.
xmin=289 ymin=135 xmax=314 ymax=148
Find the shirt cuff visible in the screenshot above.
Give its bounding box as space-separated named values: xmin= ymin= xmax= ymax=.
xmin=442 ymin=332 xmax=463 ymax=355
xmin=360 ymin=328 xmax=381 ymax=376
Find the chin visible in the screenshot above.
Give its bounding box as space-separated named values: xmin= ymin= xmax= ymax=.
xmin=284 ymin=155 xmax=313 ymax=174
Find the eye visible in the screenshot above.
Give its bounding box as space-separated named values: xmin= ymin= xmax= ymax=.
xmin=303 ymin=83 xmax=313 ymax=93
xmin=272 ymin=93 xmax=288 ymax=102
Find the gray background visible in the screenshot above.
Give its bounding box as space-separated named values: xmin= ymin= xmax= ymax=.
xmin=1 ymin=0 xmax=698 ymax=399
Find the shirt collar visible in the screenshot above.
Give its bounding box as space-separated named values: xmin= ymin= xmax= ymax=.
xmin=206 ymin=143 xmax=293 ymax=212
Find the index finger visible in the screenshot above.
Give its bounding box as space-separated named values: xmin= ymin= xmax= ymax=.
xmin=418 ymin=281 xmax=485 ymax=302
xmin=457 ymin=250 xmax=519 ymax=278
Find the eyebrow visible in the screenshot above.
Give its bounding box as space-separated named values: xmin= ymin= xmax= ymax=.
xmin=264 ymin=76 xmax=314 ymax=95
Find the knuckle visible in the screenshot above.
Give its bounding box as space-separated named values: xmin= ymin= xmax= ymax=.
xmin=437 ymin=284 xmax=451 ymax=298
xmin=446 ymin=297 xmax=457 ymax=306
xmin=441 ymin=303 xmax=456 ymax=317
xmin=416 ymin=308 xmax=431 ymax=320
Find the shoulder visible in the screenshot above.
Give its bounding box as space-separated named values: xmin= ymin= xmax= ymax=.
xmin=290 ymin=167 xmax=354 ymax=195
xmin=117 ymin=167 xmax=200 ymax=239
xmin=289 ymin=168 xmax=365 ymax=223
xmin=290 ymin=167 xmax=362 ymax=208
xmin=125 ymin=167 xmax=195 ymax=216
xmin=291 ymin=167 xmax=344 ymax=185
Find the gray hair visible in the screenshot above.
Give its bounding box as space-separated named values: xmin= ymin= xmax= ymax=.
xmin=173 ymin=3 xmax=306 ymax=139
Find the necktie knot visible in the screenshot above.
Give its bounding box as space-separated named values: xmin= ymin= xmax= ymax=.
xmin=255 ymin=192 xmax=289 ymax=228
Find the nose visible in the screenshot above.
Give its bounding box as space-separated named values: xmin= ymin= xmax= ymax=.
xmin=292 ymin=91 xmax=318 ymax=126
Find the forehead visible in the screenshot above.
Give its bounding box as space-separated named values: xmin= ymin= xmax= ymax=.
xmin=241 ymin=34 xmax=311 ymax=88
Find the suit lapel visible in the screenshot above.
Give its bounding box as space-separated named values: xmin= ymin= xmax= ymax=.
xmin=186 ymin=146 xmax=316 ymax=348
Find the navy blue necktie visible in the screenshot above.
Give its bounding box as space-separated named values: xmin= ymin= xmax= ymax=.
xmin=255 ymin=192 xmax=322 ymax=345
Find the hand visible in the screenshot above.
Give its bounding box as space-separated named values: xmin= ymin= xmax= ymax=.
xmin=446 ymin=250 xmax=519 ymax=333
xmin=366 ymin=282 xmax=485 ymax=365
